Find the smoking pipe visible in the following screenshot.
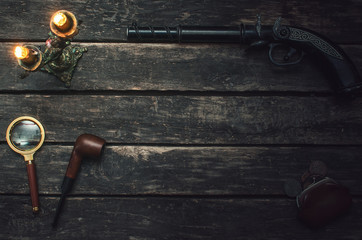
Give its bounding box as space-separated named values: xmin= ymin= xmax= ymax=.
xmin=52 ymin=134 xmax=106 ymax=228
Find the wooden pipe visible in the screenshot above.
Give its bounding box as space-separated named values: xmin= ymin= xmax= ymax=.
xmin=65 ymin=134 xmax=106 ymax=180
xmin=52 ymin=134 xmax=106 ymax=227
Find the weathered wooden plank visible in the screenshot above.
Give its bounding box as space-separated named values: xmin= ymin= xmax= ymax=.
xmin=0 ymin=0 xmax=362 ymax=43
xmin=0 ymin=95 xmax=362 ymax=144
xmin=3 ymin=43 xmax=362 ymax=92
xmin=0 ymin=196 xmax=361 ymax=239
xmin=1 ymin=0 xmax=361 ymax=239
xmin=1 ymin=145 xmax=361 ymax=195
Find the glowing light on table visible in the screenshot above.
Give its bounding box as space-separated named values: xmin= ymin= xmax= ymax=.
xmin=14 ymin=46 xmax=30 ymax=60
xmin=53 ymin=12 xmax=67 ymax=27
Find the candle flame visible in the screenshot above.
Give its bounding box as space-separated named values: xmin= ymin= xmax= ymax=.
xmin=53 ymin=12 xmax=67 ymax=27
xmin=14 ymin=46 xmax=29 ymax=59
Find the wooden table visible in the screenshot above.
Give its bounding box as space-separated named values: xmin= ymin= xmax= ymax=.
xmin=1 ymin=0 xmax=362 ymax=239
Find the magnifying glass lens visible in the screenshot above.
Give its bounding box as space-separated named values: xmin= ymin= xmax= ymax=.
xmin=10 ymin=120 xmax=42 ymax=151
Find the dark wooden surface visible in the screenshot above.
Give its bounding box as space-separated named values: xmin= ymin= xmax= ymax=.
xmin=1 ymin=0 xmax=362 ymax=239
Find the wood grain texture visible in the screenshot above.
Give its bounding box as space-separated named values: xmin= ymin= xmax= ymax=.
xmin=0 ymin=196 xmax=361 ymax=240
xmin=0 ymin=0 xmax=362 ymax=43
xmin=3 ymin=43 xmax=362 ymax=92
xmin=1 ymin=0 xmax=362 ymax=239
xmin=1 ymin=145 xmax=362 ymax=195
xmin=1 ymin=95 xmax=362 ymax=144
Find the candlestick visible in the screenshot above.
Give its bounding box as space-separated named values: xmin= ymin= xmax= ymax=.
xmin=14 ymin=45 xmax=42 ymax=71
xmin=15 ymin=10 xmax=86 ymax=87
xmin=50 ymin=10 xmax=78 ymax=38
xmin=52 ymin=12 xmax=71 ymax=32
xmin=14 ymin=46 xmax=29 ymax=60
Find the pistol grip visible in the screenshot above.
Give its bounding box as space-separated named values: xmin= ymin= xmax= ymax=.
xmin=274 ymin=25 xmax=362 ymax=96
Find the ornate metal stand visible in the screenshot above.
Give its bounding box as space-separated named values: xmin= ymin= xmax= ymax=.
xmin=39 ymin=32 xmax=87 ymax=87
xmin=18 ymin=10 xmax=86 ymax=88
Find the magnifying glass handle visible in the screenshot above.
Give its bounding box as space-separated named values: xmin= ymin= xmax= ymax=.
xmin=26 ymin=161 xmax=39 ymax=213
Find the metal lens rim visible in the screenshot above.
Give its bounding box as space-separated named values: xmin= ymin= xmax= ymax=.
xmin=6 ymin=116 xmax=45 ymax=155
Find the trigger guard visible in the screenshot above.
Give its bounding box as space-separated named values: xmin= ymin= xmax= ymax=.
xmin=269 ymin=43 xmax=305 ymax=66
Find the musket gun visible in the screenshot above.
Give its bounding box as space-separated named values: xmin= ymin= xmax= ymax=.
xmin=127 ymin=17 xmax=361 ymax=97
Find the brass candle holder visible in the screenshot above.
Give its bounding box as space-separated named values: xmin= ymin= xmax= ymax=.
xmin=14 ymin=10 xmax=87 ymax=87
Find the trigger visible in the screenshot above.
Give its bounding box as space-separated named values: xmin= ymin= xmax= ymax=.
xmin=268 ymin=43 xmax=305 ymax=66
xmin=284 ymin=47 xmax=298 ymax=61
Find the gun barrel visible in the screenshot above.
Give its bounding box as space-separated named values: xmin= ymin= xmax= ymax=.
xmin=127 ymin=25 xmax=242 ymax=43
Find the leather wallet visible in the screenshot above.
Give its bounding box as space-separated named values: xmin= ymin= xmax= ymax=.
xmin=297 ymin=177 xmax=352 ymax=228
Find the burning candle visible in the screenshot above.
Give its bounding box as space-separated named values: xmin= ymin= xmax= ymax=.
xmin=52 ymin=12 xmax=71 ymax=31
xmin=50 ymin=10 xmax=78 ymax=38
xmin=14 ymin=46 xmax=37 ymax=64
xmin=14 ymin=46 xmax=29 ymax=60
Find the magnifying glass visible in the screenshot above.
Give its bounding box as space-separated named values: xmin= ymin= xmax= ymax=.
xmin=6 ymin=116 xmax=45 ymax=213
